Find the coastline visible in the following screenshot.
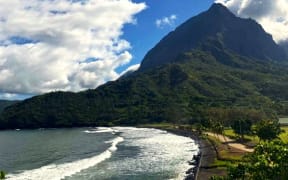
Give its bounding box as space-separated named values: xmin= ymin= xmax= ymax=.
xmin=3 ymin=126 xmax=225 ymax=179
xmin=161 ymin=128 xmax=226 ymax=180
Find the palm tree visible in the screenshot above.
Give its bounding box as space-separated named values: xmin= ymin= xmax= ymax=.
xmin=0 ymin=170 xmax=5 ymax=179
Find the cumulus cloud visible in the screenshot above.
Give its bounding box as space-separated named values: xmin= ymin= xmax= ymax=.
xmin=155 ymin=14 xmax=177 ymax=28
xmin=119 ymin=63 xmax=140 ymax=76
xmin=0 ymin=0 xmax=146 ymax=95
xmin=215 ymin=0 xmax=288 ymax=43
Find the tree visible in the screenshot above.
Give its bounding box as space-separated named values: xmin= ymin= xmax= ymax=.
xmin=255 ymin=120 xmax=282 ymax=141
xmin=245 ymin=140 xmax=288 ymax=179
xmin=226 ymin=108 xmax=263 ymax=141
xmin=0 ymin=171 xmax=5 ymax=179
xmin=227 ymin=164 xmax=246 ymax=180
xmin=213 ymin=121 xmax=225 ymax=136
xmin=231 ymin=119 xmax=252 ymax=141
xmin=205 ymin=108 xmax=227 ymax=136
xmin=195 ymin=122 xmax=204 ymax=135
xmin=211 ymin=140 xmax=288 ymax=180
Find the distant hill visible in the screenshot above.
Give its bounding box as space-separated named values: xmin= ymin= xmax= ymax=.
xmin=280 ymin=41 xmax=288 ymax=56
xmin=1 ymin=3 xmax=288 ymax=129
xmin=0 ymin=100 xmax=20 ymax=113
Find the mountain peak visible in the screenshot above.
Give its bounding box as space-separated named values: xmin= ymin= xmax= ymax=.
xmin=139 ymin=3 xmax=287 ymax=71
xmin=208 ymin=3 xmax=234 ymax=15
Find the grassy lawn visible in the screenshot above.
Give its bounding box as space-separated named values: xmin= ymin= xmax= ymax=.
xmin=207 ymin=135 xmax=245 ymax=162
xmin=211 ymin=159 xmax=233 ymax=168
xmin=223 ymin=129 xmax=259 ymax=145
xmin=224 ymin=129 xmax=253 ymax=140
xmin=205 ymin=135 xmax=246 ymax=172
xmin=224 ymin=127 xmax=288 ymax=144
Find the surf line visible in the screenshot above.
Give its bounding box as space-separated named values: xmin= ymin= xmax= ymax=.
xmin=7 ymin=136 xmax=124 ymax=180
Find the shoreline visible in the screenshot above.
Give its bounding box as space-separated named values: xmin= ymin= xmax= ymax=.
xmin=162 ymin=128 xmax=226 ymax=180
xmin=4 ymin=126 xmax=225 ymax=179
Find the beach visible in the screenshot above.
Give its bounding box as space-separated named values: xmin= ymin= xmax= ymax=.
xmin=163 ymin=128 xmax=226 ymax=180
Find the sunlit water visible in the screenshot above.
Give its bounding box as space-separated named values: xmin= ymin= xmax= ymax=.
xmin=0 ymin=127 xmax=199 ymax=180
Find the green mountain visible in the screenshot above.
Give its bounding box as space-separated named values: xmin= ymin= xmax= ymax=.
xmin=140 ymin=3 xmax=287 ymax=71
xmin=280 ymin=41 xmax=288 ymax=56
xmin=0 ymin=100 xmax=19 ymax=113
xmin=1 ymin=3 xmax=288 ymax=129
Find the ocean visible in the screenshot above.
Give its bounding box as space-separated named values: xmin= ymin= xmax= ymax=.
xmin=0 ymin=127 xmax=199 ymax=180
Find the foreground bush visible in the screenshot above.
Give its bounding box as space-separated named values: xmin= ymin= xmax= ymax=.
xmin=211 ymin=140 xmax=288 ymax=180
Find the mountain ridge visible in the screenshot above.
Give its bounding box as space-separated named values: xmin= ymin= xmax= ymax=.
xmin=139 ymin=3 xmax=287 ymax=71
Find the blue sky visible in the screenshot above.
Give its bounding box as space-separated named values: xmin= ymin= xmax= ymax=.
xmin=0 ymin=0 xmax=287 ymax=100
xmin=119 ymin=0 xmax=214 ymax=73
xmin=0 ymin=0 xmax=214 ymax=100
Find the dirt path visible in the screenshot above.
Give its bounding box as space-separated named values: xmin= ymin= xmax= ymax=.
xmin=206 ymin=132 xmax=254 ymax=152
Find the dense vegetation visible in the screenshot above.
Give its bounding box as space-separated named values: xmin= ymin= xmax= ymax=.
xmin=1 ymin=48 xmax=288 ymax=129
xmin=0 ymin=100 xmax=19 ymax=113
xmin=211 ymin=140 xmax=288 ymax=180
xmin=205 ymin=106 xmax=286 ymax=180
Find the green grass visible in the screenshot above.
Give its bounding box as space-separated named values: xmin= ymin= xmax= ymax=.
xmin=207 ymin=135 xmax=222 ymax=145
xmin=207 ymin=135 xmax=245 ymax=161
xmin=223 ymin=129 xmax=237 ymax=138
xmin=280 ymin=127 xmax=288 ymax=143
xmin=211 ymin=159 xmax=233 ymax=168
xmin=224 ymin=127 xmax=288 ymax=144
xmin=137 ymin=123 xmax=176 ymax=129
xmin=223 ymin=129 xmax=259 ymax=143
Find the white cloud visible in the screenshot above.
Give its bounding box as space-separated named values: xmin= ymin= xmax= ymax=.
xmin=215 ymin=0 xmax=288 ymax=43
xmin=119 ymin=63 xmax=140 ymax=77
xmin=155 ymin=14 xmax=177 ymax=28
xmin=0 ymin=0 xmax=146 ymax=95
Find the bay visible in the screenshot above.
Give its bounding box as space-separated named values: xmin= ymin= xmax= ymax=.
xmin=0 ymin=127 xmax=199 ymax=180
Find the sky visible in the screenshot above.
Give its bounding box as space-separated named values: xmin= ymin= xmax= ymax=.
xmin=0 ymin=0 xmax=287 ymax=100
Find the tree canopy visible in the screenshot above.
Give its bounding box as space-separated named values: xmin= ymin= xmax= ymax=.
xmin=211 ymin=140 xmax=288 ymax=180
xmin=255 ymin=120 xmax=282 ymax=141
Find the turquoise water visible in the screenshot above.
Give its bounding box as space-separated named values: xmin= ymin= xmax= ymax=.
xmin=0 ymin=127 xmax=198 ymax=180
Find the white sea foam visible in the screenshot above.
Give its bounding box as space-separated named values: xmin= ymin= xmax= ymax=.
xmin=83 ymin=127 xmax=118 ymax=134
xmin=112 ymin=127 xmax=199 ymax=180
xmin=7 ymin=136 xmax=124 ymax=180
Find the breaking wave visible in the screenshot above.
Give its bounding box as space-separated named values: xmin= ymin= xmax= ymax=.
xmin=7 ymin=136 xmax=124 ymax=180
